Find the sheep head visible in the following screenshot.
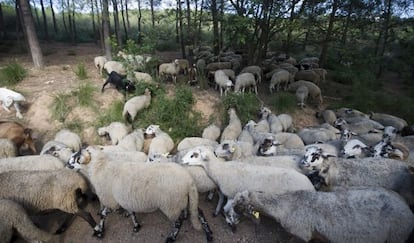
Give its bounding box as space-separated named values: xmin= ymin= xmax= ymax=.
xmin=300 ymin=146 xmax=336 ymax=170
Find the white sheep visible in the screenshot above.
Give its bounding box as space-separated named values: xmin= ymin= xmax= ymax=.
xmin=69 ymin=146 xmax=212 ymax=242
xmin=206 ymin=61 xmax=232 ymax=72
xmin=259 ymin=106 xmax=293 ymax=133
xmin=370 ymin=112 xmax=408 ymax=131
xmin=159 ymin=59 xmax=180 ymax=83
xmin=237 ymin=124 xmax=254 ymax=145
xmin=312 ymin=68 xmax=328 ymax=82
xmin=240 ymin=65 xmax=262 ymax=83
xmin=97 ymin=122 xmax=129 ymax=145
xmin=0 ymin=138 xmax=16 ymax=158
xmin=214 ymin=139 xmax=255 ymax=161
xmin=122 ymin=88 xmax=151 ymax=122
xmin=295 ymin=85 xmax=308 ymax=108
xmin=317 ymin=109 xmax=337 ymax=125
xmin=294 ymin=69 xmax=320 ymax=85
xmin=269 ymin=69 xmax=291 ymax=93
xmin=288 ymin=80 xmax=323 ymax=106
xmin=234 ymin=72 xmax=258 ymax=94
xmin=176 ymin=58 xmax=190 ymax=74
xmin=0 ymin=154 xmax=65 ymax=173
xmin=300 ymin=146 xmax=414 ymax=207
xmin=202 ymin=123 xmax=221 ymax=141
xmin=297 ymin=126 xmax=338 ymax=144
xmin=133 ymin=71 xmax=154 ymax=84
xmin=54 ymin=128 xmax=82 ymax=152
xmin=229 ymin=188 xmax=414 ymax=243
xmin=180 ymin=147 xmax=316 ymax=224
xmin=0 ymin=169 xmax=100 ymax=236
xmin=94 ymin=56 xmax=107 ymax=75
xmin=220 ymin=108 xmax=242 ymax=142
xmin=214 ymin=70 xmax=233 ymax=96
xmin=103 ymin=61 xmax=127 ymax=76
xmin=177 ymin=137 xmax=219 ymax=151
xmin=334 ymin=118 xmax=384 ymax=134
xmin=145 ymin=124 xmax=175 ymax=162
xmin=0 ymin=199 xmax=56 ymax=243
xmin=0 ymin=87 xmax=26 ymax=119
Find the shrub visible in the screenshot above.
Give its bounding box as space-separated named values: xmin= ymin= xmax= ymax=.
xmin=74 ymin=63 xmax=88 ymax=80
xmin=220 ymin=93 xmax=260 ymax=125
xmin=50 ymin=92 xmax=72 ymax=122
xmin=72 ymin=82 xmax=95 ymax=107
xmin=0 ymin=62 xmax=27 ymax=86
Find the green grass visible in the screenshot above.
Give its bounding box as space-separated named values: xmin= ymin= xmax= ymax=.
xmin=0 ymin=62 xmax=27 ymax=86
xmin=220 ymin=93 xmax=261 ymax=125
xmin=50 ymin=92 xmax=72 ymax=122
xmin=74 ymin=63 xmax=88 ymax=80
xmin=72 ymin=82 xmax=96 ymax=107
xmin=267 ymin=92 xmax=297 ymax=114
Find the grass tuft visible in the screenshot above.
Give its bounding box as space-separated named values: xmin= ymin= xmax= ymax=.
xmin=0 ymin=62 xmax=27 ymax=86
xmin=74 ymin=63 xmax=88 ymax=80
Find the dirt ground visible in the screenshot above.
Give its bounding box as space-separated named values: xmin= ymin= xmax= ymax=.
xmin=0 ymin=42 xmax=317 ymax=243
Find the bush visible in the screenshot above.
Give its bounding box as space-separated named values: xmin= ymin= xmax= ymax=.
xmin=0 ymin=62 xmax=27 ymax=86
xmin=50 ymin=92 xmax=72 ymax=122
xmin=72 ymin=82 xmax=95 ymax=107
xmin=220 ymin=93 xmax=260 ymax=125
xmin=74 ymin=63 xmax=88 ymax=80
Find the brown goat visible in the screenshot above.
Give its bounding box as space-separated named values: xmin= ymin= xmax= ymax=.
xmin=0 ymin=121 xmax=36 ymax=155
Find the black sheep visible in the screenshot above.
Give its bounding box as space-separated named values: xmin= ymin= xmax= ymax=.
xmin=101 ymin=71 xmax=136 ymax=93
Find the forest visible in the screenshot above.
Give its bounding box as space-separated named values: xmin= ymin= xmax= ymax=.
xmin=0 ymin=0 xmax=414 ymax=122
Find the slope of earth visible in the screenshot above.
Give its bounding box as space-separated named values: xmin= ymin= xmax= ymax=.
xmin=1 ymin=42 xmax=317 ymax=243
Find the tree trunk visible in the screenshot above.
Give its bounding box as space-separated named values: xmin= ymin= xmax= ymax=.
xmin=341 ymin=1 xmax=352 ymax=45
xmin=102 ymin=0 xmax=112 ymax=60
xmin=91 ymin=0 xmax=96 ymax=42
xmin=71 ymin=0 xmax=76 ymax=43
xmin=15 ymin=0 xmax=27 ymax=49
xmin=196 ymin=0 xmax=204 ymax=46
xmin=19 ymin=0 xmax=44 ymax=68
xmin=177 ymin=0 xmax=185 ymax=58
xmin=137 ymin=0 xmax=142 ymax=43
xmin=39 ymin=0 xmax=49 ymax=40
xmin=150 ymin=0 xmax=155 ymax=27
xmin=66 ymin=0 xmax=74 ymax=42
xmin=286 ymin=0 xmax=298 ymax=54
xmin=211 ymin=0 xmax=219 ymax=55
xmin=95 ymin=0 xmax=104 ymax=49
xmin=61 ymin=0 xmax=68 ymax=35
xmin=319 ymin=0 xmax=339 ymax=67
xmin=31 ymin=0 xmax=41 ymax=30
xmin=185 ymin=0 xmax=191 ymax=44
xmin=376 ymin=0 xmax=392 ymax=78
xmin=49 ymin=0 xmax=58 ymax=35
xmin=125 ymin=0 xmax=130 ymax=32
xmin=0 ymin=3 xmax=4 ymax=39
xmin=120 ymin=0 xmax=128 ymax=40
xmin=112 ymin=0 xmax=122 ymax=47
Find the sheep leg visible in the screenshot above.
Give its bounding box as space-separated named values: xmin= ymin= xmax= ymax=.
xmin=223 ymin=198 xmax=239 ymax=232
xmin=198 ymin=207 xmax=213 ymax=242
xmin=213 ymin=190 xmax=225 ymax=217
xmin=55 ymin=213 xmax=77 ymax=234
xmin=73 ymin=209 xmax=103 ymax=238
xmin=130 ymin=212 xmax=142 ymax=232
xmin=101 ymin=81 xmax=109 ymax=92
xmin=165 ymin=212 xmax=185 ymax=243
xmin=94 ymin=207 xmax=111 ymax=238
xmin=13 ymin=102 xmax=23 ymax=118
xmin=206 ymin=190 xmax=215 ymax=201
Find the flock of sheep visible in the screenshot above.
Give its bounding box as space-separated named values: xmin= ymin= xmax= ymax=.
xmin=1 ymin=46 xmax=414 ymax=242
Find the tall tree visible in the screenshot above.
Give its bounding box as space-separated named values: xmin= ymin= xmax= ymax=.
xmin=177 ymin=0 xmax=185 ymax=58
xmin=185 ymin=0 xmax=191 ymax=44
xmin=120 ymin=0 xmax=128 ymax=40
xmin=0 ymin=3 xmax=4 ymax=39
xmin=102 ymin=0 xmax=112 ymax=60
xmin=39 ymin=0 xmax=49 ymax=40
xmin=137 ymin=0 xmax=142 ymax=43
xmin=319 ymin=0 xmax=340 ymax=67
xmin=19 ymin=0 xmax=44 ymax=68
xmin=125 ymin=0 xmax=130 ymax=32
xmin=61 ymin=0 xmax=68 ymax=35
xmin=71 ymin=0 xmax=76 ymax=42
xmin=91 ymin=0 xmax=97 ymax=41
xmin=111 ymin=0 xmax=122 ymax=47
xmin=286 ymin=0 xmax=300 ymax=54
xmin=211 ymin=0 xmax=220 ymax=54
xmin=31 ymin=0 xmax=41 ymax=30
xmin=149 ymin=0 xmax=155 ymax=27
xmin=49 ymin=0 xmax=58 ymax=35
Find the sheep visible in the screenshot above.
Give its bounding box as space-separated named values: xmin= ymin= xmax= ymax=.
xmin=299 ymin=56 xmax=319 ymax=64
xmin=334 ymin=117 xmax=384 ymax=134
xmin=102 ymin=71 xmax=136 ymax=96
xmin=133 ymin=71 xmax=154 ymax=84
xmin=177 ymin=137 xmax=219 ymax=152
xmin=54 ymin=128 xmax=82 ymax=152
xmin=288 ymin=80 xmax=323 ymax=106
xmin=234 ymin=73 xmax=258 ymax=94
xmin=240 ymin=65 xmax=262 ymax=83
xmin=294 ymin=70 xmax=321 ymax=85
xmin=103 ymin=61 xmax=127 ymax=76
xmin=0 ymin=121 xmax=37 ymax=155
xmin=220 ymin=108 xmax=242 ymax=142
xmin=316 ymin=109 xmax=337 ymax=125
xmin=117 ymin=128 xmax=145 ymax=151
xmin=202 ymin=123 xmax=221 ymax=141
xmin=237 ymin=124 xmax=254 ymax=145
xmin=312 ymin=68 xmax=328 ymax=82
xmin=269 ymin=69 xmax=291 ymax=93
xmin=180 ymin=147 xmax=315 ymax=225
xmin=176 ymin=58 xmax=190 ymax=75
xmin=94 ymin=56 xmax=107 ymax=75
xmin=272 ymin=132 xmax=305 ymax=151
xmin=214 ymin=140 xmax=255 ymax=161
xmin=0 ymin=87 xmax=26 ymax=119
xmin=297 ymin=126 xmax=338 ymax=144
xmin=228 ymin=187 xmax=414 ymax=243
xmin=335 ymin=107 xmax=368 ymax=119
xmin=300 ymin=146 xmax=414 ymax=207
xmin=0 ymin=199 xmax=56 ymax=243
xmin=206 ymin=61 xmax=232 ymax=72
xmin=0 ymin=154 xmax=65 ymax=173
xmin=0 ymin=138 xmax=16 ymax=158
xmin=258 ymin=106 xmax=293 ymax=133
xmin=370 ymin=112 xmax=408 ymax=131
xmin=214 ymin=70 xmax=233 ymax=96
xmin=122 ymin=88 xmax=151 ymax=123
xmin=159 ymin=59 xmax=180 ymax=83
xmin=0 ymin=169 xmax=100 ymax=236
xmin=217 ymin=68 xmax=235 ymax=81
xmin=236 ymin=154 xmax=304 ymax=172
xmin=97 ymin=122 xmax=129 ymax=145
xmin=68 ymin=146 xmax=213 ymax=242
xmin=295 ymin=85 xmax=308 ymax=109
xmin=145 ymin=124 xmax=175 ymax=162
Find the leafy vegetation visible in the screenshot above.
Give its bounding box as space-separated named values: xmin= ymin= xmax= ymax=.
xmin=74 ymin=63 xmax=88 ymax=80
xmin=50 ymin=92 xmax=72 ymax=122
xmin=220 ymin=93 xmax=260 ymax=125
xmin=0 ymin=62 xmax=27 ymax=86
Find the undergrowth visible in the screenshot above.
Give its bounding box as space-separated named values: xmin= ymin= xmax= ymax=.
xmin=0 ymin=62 xmax=27 ymax=86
